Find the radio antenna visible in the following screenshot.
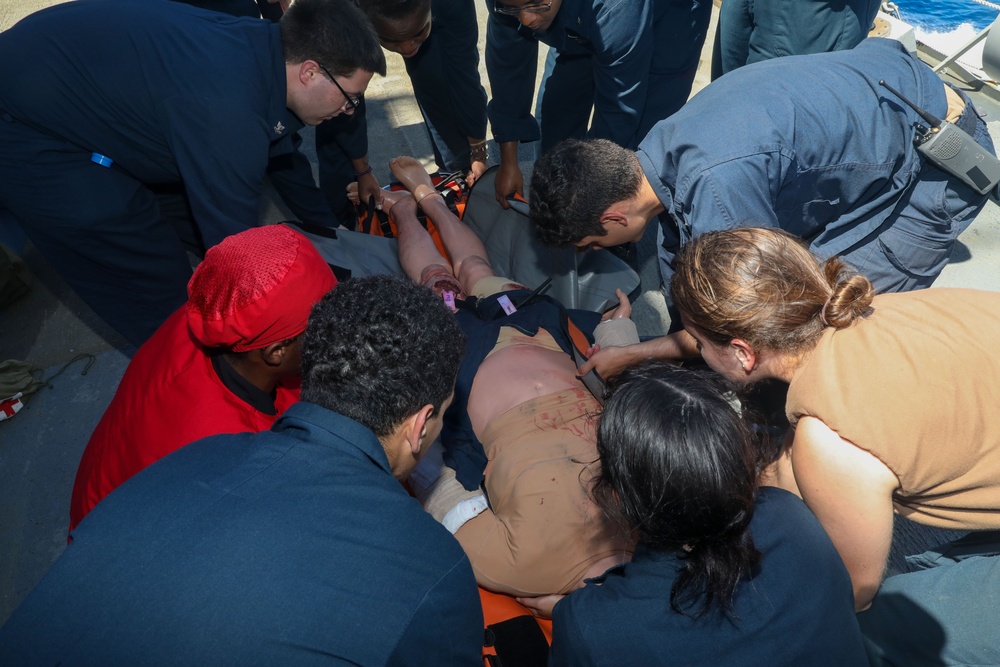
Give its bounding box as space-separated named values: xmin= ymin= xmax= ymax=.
xmin=879 ymin=79 xmax=942 ymax=128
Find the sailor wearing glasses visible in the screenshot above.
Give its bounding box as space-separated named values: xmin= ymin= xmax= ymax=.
xmin=485 ymin=0 xmax=711 ymax=208
xmin=0 ymin=0 xmax=385 ymax=346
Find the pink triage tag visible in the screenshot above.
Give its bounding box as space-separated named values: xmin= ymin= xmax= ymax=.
xmin=497 ymin=294 xmax=517 ymax=315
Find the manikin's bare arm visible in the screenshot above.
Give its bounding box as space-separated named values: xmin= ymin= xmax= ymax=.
xmin=577 ymin=330 xmax=701 ymax=379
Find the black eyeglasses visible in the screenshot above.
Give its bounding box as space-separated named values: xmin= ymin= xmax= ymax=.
xmin=493 ymin=0 xmax=553 ymax=17
xmin=318 ymin=63 xmax=362 ymax=111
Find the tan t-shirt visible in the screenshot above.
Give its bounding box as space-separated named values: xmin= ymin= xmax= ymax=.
xmin=787 ymin=289 xmax=1000 ymax=530
xmin=456 ymin=386 xmax=632 ymax=596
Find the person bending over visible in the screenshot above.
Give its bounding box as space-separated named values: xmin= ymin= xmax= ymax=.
xmin=0 ymin=276 xmax=482 ymax=665
xmin=377 ymin=156 xmax=633 ymax=596
xmin=0 ymin=0 xmax=384 ymax=344
xmin=355 ymin=0 xmax=489 ymax=183
xmin=529 ymin=38 xmax=994 ymax=378
xmin=670 ymin=227 xmax=1000 ymax=665
xmin=538 ymin=363 xmax=866 ymax=666
xmin=486 ymin=0 xmax=711 ymax=208
xmin=319 ymin=0 xmax=492 ymax=222
xmin=70 ymin=225 xmax=335 ymax=533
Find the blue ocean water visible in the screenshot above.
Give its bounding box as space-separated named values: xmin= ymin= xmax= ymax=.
xmin=896 ymin=0 xmax=999 ymax=32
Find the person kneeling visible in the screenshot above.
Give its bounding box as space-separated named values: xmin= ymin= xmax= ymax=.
xmin=544 ymin=364 xmax=867 ymax=666
xmin=0 ymin=275 xmax=483 ymax=665
xmin=70 ymin=225 xmax=335 ymax=533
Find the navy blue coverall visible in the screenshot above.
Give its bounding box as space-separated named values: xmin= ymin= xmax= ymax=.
xmin=0 ymin=403 xmax=484 ymax=665
xmin=642 ymin=38 xmax=995 ymax=296
xmin=0 ymin=0 xmax=330 ymax=345
xmin=486 ymin=0 xmax=711 ymax=154
xmin=403 ymin=0 xmax=490 ymax=172
xmin=317 ymin=0 xmax=489 ymax=220
xmin=712 ymin=0 xmax=881 ymax=78
xmin=174 ymin=0 xmax=361 ymax=228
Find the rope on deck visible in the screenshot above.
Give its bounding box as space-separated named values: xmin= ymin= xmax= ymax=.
xmin=969 ymin=0 xmax=1000 ymax=14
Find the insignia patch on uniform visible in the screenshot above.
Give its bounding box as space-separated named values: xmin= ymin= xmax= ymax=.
xmin=274 ymin=121 xmax=285 ymax=135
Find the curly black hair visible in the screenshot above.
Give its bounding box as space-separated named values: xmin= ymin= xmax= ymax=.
xmin=529 ymin=139 xmax=643 ymax=247
xmin=300 ymin=275 xmax=465 ymax=437
xmin=281 ymin=0 xmax=387 ymax=77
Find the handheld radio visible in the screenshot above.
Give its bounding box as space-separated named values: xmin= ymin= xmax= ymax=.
xmin=879 ymin=79 xmax=1000 ymax=195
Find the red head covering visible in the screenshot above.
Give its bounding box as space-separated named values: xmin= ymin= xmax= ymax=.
xmin=186 ymin=225 xmax=336 ymax=352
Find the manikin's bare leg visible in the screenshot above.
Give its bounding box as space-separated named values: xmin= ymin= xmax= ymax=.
xmin=389 ymin=157 xmax=495 ymax=294
xmin=378 ymin=189 xmax=455 ymax=286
